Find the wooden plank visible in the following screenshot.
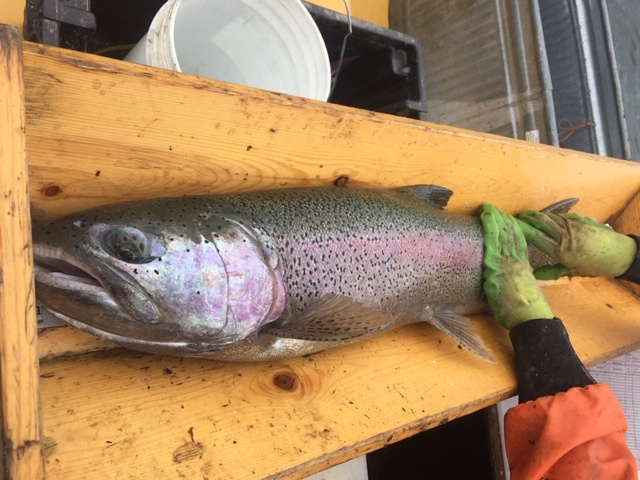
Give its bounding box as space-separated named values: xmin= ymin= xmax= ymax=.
xmin=0 ymin=4 xmax=25 ymax=29
xmin=22 ymin=42 xmax=640 ymax=226
xmin=0 ymin=25 xmax=43 ymax=479
xmin=38 ymin=327 xmax=116 ymax=361
xmin=308 ymin=0 xmax=390 ymax=27
xmin=39 ymin=278 xmax=640 ymax=479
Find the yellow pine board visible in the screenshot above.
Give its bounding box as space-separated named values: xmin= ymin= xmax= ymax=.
xmin=39 ymin=279 xmax=640 ymax=479
xmin=23 ymin=42 xmax=640 ymax=227
xmin=0 ymin=25 xmax=44 ymax=479
xmin=308 ymin=0 xmax=390 ymax=27
xmin=0 ymin=3 xmax=25 ymax=28
xmin=38 ymin=327 xmax=117 ymax=360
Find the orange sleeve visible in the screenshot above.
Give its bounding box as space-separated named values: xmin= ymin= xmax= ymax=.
xmin=505 ymin=382 xmax=637 ymax=480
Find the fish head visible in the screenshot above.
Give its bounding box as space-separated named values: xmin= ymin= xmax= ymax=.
xmin=33 ymin=202 xmax=285 ymax=356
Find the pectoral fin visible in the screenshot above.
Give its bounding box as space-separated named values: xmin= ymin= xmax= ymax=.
xmin=262 ymin=294 xmax=398 ymax=342
xmin=426 ymin=309 xmax=496 ymax=363
xmin=259 ymin=295 xmax=496 ymax=363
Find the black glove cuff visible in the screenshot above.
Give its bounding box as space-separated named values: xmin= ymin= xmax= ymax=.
xmin=509 ymin=318 xmax=596 ymax=403
xmin=616 ymin=234 xmax=640 ymax=284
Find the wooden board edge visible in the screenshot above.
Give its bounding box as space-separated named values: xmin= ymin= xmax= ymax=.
xmin=0 ymin=24 xmax=44 ymax=479
xmin=0 ymin=8 xmax=25 ymax=30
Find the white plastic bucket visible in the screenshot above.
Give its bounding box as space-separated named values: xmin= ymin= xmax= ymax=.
xmin=125 ymin=0 xmax=331 ymax=101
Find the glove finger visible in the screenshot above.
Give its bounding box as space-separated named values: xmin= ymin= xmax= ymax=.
xmin=507 ymin=214 xmax=528 ymax=261
xmin=533 ymin=264 xmax=570 ymax=280
xmin=497 ymin=210 xmax=511 ymax=258
xmin=483 ymin=204 xmax=512 ymax=258
xmin=516 ymin=218 xmax=558 ymax=259
xmin=518 ymin=211 xmax=564 ymax=242
xmin=480 ymin=205 xmax=504 ymax=273
xmin=563 ymin=212 xmax=612 ymax=230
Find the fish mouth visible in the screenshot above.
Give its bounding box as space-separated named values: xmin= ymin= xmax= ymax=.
xmin=32 ymin=246 xmax=220 ymax=355
xmin=33 ymin=245 xmax=120 ymax=311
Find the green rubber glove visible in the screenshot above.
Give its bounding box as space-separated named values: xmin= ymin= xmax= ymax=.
xmin=481 ymin=205 xmax=554 ymax=330
xmin=517 ymin=211 xmax=637 ymax=279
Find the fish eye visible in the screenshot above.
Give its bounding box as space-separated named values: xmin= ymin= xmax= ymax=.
xmin=103 ymin=227 xmax=156 ymax=264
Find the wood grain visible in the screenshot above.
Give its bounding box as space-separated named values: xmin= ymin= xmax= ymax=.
xmin=308 ymin=0 xmax=390 ymax=26
xmin=22 ymin=42 xmax=640 ymax=226
xmin=0 ymin=25 xmax=44 ymax=479
xmin=0 ymin=3 xmax=25 ymax=29
xmin=38 ymin=278 xmax=640 ymax=479
xmin=37 ymin=327 xmax=117 ymax=361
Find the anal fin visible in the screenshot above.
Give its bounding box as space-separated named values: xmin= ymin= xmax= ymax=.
xmin=426 ymin=309 xmax=496 ymax=363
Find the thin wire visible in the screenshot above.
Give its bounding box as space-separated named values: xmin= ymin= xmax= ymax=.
xmin=92 ymin=44 xmax=137 ymax=56
xmin=329 ymin=0 xmax=352 ymax=99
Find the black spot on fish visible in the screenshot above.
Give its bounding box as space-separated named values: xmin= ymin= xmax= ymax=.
xmin=154 ymin=270 xmax=159 ymax=275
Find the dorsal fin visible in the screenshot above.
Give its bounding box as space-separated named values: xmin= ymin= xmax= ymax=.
xmin=393 ymin=185 xmax=453 ymax=210
xmin=541 ymin=198 xmax=579 ymax=214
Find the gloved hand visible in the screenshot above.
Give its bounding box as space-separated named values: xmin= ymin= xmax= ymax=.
xmin=517 ymin=211 xmax=637 ymax=279
xmin=481 ymin=205 xmax=554 ymax=330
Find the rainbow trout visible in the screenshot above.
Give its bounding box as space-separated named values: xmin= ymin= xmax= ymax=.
xmin=33 ymin=185 xmax=561 ymax=362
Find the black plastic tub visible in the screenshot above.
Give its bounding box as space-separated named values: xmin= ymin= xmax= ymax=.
xmin=304 ymin=1 xmax=427 ymax=120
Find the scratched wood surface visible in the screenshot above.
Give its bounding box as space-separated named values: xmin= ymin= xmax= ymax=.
xmin=0 ymin=25 xmax=44 ymax=479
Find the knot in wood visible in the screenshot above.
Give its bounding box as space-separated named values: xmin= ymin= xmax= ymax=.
xmin=273 ymin=372 xmax=297 ymax=391
xmin=42 ymin=183 xmax=63 ymax=197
